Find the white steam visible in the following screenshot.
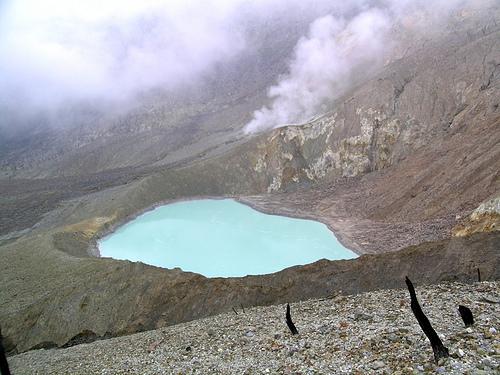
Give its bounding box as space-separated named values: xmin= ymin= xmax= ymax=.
xmin=0 ymin=0 xmax=340 ymax=110
xmin=0 ymin=0 xmax=494 ymax=126
xmin=244 ymin=0 xmax=494 ymax=133
xmin=245 ymin=9 xmax=391 ymax=133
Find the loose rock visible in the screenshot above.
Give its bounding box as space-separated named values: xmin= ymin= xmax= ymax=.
xmin=8 ymin=281 xmax=500 ymax=375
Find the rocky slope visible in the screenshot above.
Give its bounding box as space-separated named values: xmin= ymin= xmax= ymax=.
xmin=0 ymin=2 xmax=498 ymax=358
xmin=1 ymin=226 xmax=498 ymax=355
xmin=9 ymin=281 xmax=500 ymax=374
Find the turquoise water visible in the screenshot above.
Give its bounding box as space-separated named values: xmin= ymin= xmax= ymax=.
xmin=99 ymin=199 xmax=357 ymax=277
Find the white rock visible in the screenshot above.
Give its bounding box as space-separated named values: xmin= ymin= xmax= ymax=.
xmin=370 ymin=361 xmax=385 ymax=370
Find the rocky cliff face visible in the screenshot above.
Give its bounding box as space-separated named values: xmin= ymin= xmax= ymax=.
xmin=247 ymin=12 xmax=500 ymax=193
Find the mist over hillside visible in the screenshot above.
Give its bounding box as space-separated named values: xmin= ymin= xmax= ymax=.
xmin=0 ymin=1 xmax=329 ymax=120
xmin=1 ymin=0 xmax=494 ymax=135
xmin=0 ymin=0 xmax=496 ymax=180
xmin=0 ymin=0 xmax=329 ymax=174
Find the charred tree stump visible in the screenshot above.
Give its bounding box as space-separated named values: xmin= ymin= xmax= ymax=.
xmin=286 ymin=303 xmax=298 ymax=335
xmin=0 ymin=328 xmax=11 ymax=375
xmin=458 ymin=305 xmax=474 ymax=327
xmin=477 ymin=268 xmax=481 ymax=282
xmin=405 ymin=277 xmax=449 ymax=363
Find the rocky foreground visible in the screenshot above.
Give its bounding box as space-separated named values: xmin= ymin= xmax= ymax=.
xmin=9 ymin=281 xmax=499 ymax=374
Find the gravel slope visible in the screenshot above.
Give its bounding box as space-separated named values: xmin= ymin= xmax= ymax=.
xmin=9 ymin=281 xmax=499 ymax=374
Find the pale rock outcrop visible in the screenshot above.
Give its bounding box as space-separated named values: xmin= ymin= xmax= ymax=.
xmin=453 ymin=196 xmax=500 ymax=237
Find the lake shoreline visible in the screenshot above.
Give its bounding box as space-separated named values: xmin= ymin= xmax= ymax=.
xmin=98 ymin=198 xmax=357 ymax=278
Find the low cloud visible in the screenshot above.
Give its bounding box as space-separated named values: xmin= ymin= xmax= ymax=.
xmin=0 ymin=0 xmax=246 ymax=109
xmin=0 ymin=0 xmax=493 ymax=130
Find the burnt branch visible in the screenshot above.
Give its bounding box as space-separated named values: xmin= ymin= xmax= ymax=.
xmin=405 ymin=277 xmax=449 ymax=363
xmin=458 ymin=305 xmax=474 ymax=327
xmin=286 ymin=303 xmax=299 ymax=335
xmin=0 ymin=327 xmax=11 ymax=375
xmin=477 ymin=268 xmax=481 ymax=282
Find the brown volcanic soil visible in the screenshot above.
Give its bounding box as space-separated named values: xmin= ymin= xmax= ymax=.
xmin=0 ymin=167 xmax=155 ymax=237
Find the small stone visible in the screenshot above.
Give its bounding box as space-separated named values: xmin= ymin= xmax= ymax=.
xmin=472 ymin=370 xmax=490 ymax=375
xmin=435 ymin=366 xmax=445 ymax=374
xmin=146 ymin=339 xmax=162 ymax=353
xmin=354 ymin=312 xmax=371 ymax=321
xmin=481 ymin=358 xmax=492 ymax=368
xmin=437 ymin=358 xmax=448 ymax=366
xmin=270 ymin=341 xmax=282 ymax=351
xmin=245 ymin=331 xmax=255 ymax=338
xmin=387 ymin=333 xmax=398 ymax=342
xmin=370 ymin=361 xmax=385 ymax=370
xmin=288 ymin=346 xmax=299 ymax=357
xmin=458 ymin=348 xmax=465 ymax=357
xmin=318 ymin=324 xmax=329 ymax=334
xmin=466 ymin=327 xmax=473 ymax=334
xmin=416 ymin=365 xmax=424 ymax=371
xmin=207 ymin=329 xmax=215 ymax=337
xmin=488 ymin=327 xmax=497 ymax=335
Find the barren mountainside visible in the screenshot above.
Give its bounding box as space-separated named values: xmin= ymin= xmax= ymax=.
xmin=0 ymin=2 xmax=499 ymax=360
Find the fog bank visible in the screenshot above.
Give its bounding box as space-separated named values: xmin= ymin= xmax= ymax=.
xmin=0 ymin=0 xmax=494 ymax=133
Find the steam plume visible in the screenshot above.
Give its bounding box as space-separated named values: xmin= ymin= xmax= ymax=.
xmin=245 ymin=8 xmax=391 ymax=133
xmin=244 ymin=0 xmax=494 ymax=133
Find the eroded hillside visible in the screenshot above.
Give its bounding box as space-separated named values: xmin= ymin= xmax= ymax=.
xmin=0 ymin=3 xmax=499 ymax=356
